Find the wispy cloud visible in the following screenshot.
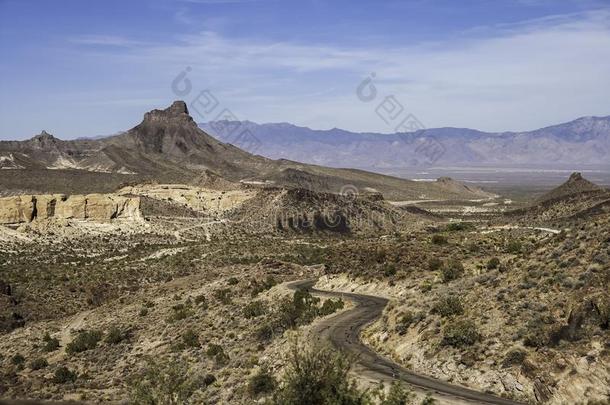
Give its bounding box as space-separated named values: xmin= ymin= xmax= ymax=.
xmin=65 ymin=8 xmax=610 ymax=132
xmin=69 ymin=35 xmax=144 ymax=47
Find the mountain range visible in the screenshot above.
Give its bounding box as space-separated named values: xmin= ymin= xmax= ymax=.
xmin=200 ymin=115 xmax=610 ymax=170
xmin=0 ymin=101 xmax=491 ymax=201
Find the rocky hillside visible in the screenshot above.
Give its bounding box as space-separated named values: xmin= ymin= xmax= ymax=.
xmin=505 ymin=173 xmax=610 ymax=224
xmin=201 ymin=116 xmax=610 ymax=169
xmin=0 ymin=101 xmax=492 ymax=201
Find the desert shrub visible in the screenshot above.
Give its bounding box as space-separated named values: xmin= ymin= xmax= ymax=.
xmin=378 ymin=381 xmax=413 ymax=404
xmin=486 ymin=257 xmax=500 ymax=270
xmin=244 ymin=300 xmax=266 ymax=319
xmin=182 ymin=329 xmax=200 ymax=348
xmin=10 ymin=353 xmax=25 ymax=366
xmin=139 ymin=308 xmax=149 ymax=317
xmin=523 ymin=316 xmax=551 ymax=348
xmin=442 ymin=319 xmax=480 ymax=348
xmin=428 ymin=257 xmax=443 ymax=271
xmin=251 ymin=275 xmax=277 ymax=297
xmin=29 ymin=357 xmax=48 ymax=370
xmin=395 ymin=311 xmax=415 ymax=335
xmin=129 ymin=357 xmax=208 ymax=404
xmin=445 ymin=222 xmax=474 ymax=232
xmin=227 ymin=277 xmax=239 ymax=285
xmin=53 ymin=366 xmax=77 ymax=384
xmin=214 ymin=288 xmax=232 ymax=305
xmin=42 ymin=332 xmax=60 ymax=352
xmin=194 ymin=294 xmax=208 ymax=308
xmin=420 ymin=394 xmax=437 ymax=405
xmin=272 ymin=343 xmax=369 ymax=404
xmin=431 ymin=234 xmax=447 ymax=245
xmin=506 ymin=240 xmax=522 ymax=254
xmin=167 ymin=304 xmax=194 ymax=323
xmin=502 ymin=348 xmax=527 ymax=368
xmin=319 ymin=298 xmax=345 ymax=316
xmin=248 ymin=367 xmax=276 ymax=396
xmin=441 ymin=260 xmax=464 ymax=283
xmin=383 ymin=264 xmax=397 ymax=277
xmin=66 ymin=330 xmax=102 ymax=354
xmin=256 ymin=322 xmax=275 ymax=342
xmin=105 ymin=326 xmax=129 ymax=345
xmin=432 ymin=296 xmax=463 ymax=317
xmin=206 ymin=343 xmax=229 ymax=365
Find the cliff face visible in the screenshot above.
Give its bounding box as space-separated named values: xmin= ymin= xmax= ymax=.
xmin=0 ymin=194 xmax=141 ymax=224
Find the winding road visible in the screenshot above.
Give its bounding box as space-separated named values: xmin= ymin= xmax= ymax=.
xmin=286 ymin=279 xmax=524 ymax=405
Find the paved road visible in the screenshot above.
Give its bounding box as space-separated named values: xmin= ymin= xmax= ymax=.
xmin=286 ymin=279 xmax=525 ymax=405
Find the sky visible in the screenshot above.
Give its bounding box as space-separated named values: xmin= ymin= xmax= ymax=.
xmin=1 ymin=0 xmax=609 ymax=140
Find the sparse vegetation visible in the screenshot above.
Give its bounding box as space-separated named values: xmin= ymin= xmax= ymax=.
xmin=66 ymin=330 xmax=102 ymax=354
xmin=442 ymin=319 xmax=480 ymax=348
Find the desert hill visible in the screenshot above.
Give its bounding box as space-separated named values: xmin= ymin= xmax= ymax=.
xmin=506 ymin=172 xmax=610 ymax=224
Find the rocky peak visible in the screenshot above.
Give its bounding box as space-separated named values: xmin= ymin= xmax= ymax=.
xmin=141 ymin=100 xmax=194 ymax=125
xmin=568 ymin=172 xmax=583 ymax=182
xmin=29 ymin=130 xmax=59 ymax=148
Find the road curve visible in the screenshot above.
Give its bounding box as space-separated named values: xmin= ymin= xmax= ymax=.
xmin=286 ymin=279 xmax=525 ymax=405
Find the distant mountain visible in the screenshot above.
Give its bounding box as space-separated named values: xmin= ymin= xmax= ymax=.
xmin=538 ymin=172 xmax=605 ymax=202
xmin=506 ymin=172 xmax=610 ymax=223
xmin=200 ymin=116 xmax=610 ymax=169
xmin=0 ymin=101 xmax=492 ymax=201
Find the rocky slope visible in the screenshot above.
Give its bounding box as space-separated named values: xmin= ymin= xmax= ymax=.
xmin=505 ymin=173 xmax=610 ymax=224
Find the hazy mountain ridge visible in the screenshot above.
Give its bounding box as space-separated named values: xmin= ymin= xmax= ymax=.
xmin=0 ymin=101 xmax=492 ymax=201
xmin=200 ymin=115 xmax=610 ymax=168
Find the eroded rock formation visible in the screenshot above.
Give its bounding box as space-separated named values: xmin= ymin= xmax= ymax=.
xmin=0 ymin=194 xmax=141 ymax=224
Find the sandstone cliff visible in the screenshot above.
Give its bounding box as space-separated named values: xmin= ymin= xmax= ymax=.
xmin=0 ymin=194 xmax=141 ymax=224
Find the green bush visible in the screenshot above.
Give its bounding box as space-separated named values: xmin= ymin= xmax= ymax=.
xmin=248 ymin=367 xmax=276 ymax=396
xmin=42 ymin=332 xmax=60 ymax=352
xmin=53 ymin=366 xmax=77 ymax=384
xmin=486 ymin=257 xmax=501 ymax=270
xmin=319 ymin=299 xmax=344 ymax=317
xmin=502 ymin=348 xmax=527 ymax=368
xmin=395 ymin=312 xmax=415 ymax=335
xmin=383 ymin=264 xmax=397 ymax=277
xmin=441 ymin=260 xmax=464 ymax=283
xmin=272 ymin=344 xmax=369 ymax=404
xmin=428 ymin=257 xmax=443 ymax=271
xmin=432 ymin=296 xmax=464 ymax=317
xmin=182 ymin=329 xmax=200 ymax=348
xmin=66 ymin=330 xmax=102 ymax=354
xmin=10 ymin=353 xmax=25 ymax=366
xmin=30 ymin=357 xmax=48 ymax=370
xmin=244 ymin=300 xmax=267 ymax=319
xmin=442 ymin=319 xmax=480 ymax=348
xmin=105 ymin=326 xmax=129 ymax=345
xmin=214 ymin=288 xmax=232 ymax=305
xmin=445 ymin=222 xmax=475 ymax=232
xmin=431 ymin=234 xmax=447 ymax=245
xmin=378 ymin=381 xmax=413 ymax=405
xmin=506 ymin=240 xmax=522 ymax=254
xmin=129 ymin=357 xmax=207 ymax=404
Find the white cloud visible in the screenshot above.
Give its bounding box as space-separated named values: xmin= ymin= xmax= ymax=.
xmin=69 ymin=9 xmax=610 ymax=133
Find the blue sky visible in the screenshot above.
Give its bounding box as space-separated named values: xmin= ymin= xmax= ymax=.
xmin=1 ymin=0 xmax=609 ymax=139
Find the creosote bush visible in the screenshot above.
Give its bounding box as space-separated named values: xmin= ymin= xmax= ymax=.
xmin=441 ymin=260 xmax=464 ymax=283
xmin=432 ymin=296 xmax=464 ymax=317
xmin=42 ymin=332 xmax=60 ymax=352
xmin=66 ymin=330 xmax=102 ymax=354
xmin=53 ymin=366 xmax=77 ymax=384
xmin=442 ymin=319 xmax=480 ymax=348
xmin=248 ymin=366 xmax=276 ymax=396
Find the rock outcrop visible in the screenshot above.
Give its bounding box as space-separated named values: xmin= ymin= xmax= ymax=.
xmin=0 ymin=194 xmax=141 ymax=224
